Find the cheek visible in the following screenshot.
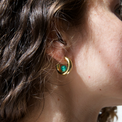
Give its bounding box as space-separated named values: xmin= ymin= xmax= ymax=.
xmin=74 ymin=43 xmax=110 ymax=91
xmin=97 ymin=38 xmax=122 ymax=78
xmin=74 ymin=38 xmax=122 ymax=96
xmin=73 ymin=10 xmax=122 ymax=93
xmin=91 ymin=14 xmax=122 ymax=83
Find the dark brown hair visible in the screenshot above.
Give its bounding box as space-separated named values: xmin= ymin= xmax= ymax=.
xmin=0 ymin=0 xmax=117 ymax=122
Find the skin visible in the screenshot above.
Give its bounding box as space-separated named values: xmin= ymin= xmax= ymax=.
xmin=20 ymin=0 xmax=122 ymax=122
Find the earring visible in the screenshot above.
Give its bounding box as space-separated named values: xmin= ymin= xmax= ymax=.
xmin=56 ymin=57 xmax=73 ymax=75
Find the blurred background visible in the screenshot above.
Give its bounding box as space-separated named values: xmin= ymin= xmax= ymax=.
xmin=115 ymin=106 xmax=122 ymax=122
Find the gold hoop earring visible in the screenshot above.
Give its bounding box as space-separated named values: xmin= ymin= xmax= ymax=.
xmin=56 ymin=57 xmax=73 ymax=75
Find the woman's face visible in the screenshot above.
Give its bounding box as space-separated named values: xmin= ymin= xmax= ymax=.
xmin=70 ymin=0 xmax=122 ymax=105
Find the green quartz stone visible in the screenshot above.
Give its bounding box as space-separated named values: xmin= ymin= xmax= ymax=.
xmin=61 ymin=65 xmax=67 ymax=72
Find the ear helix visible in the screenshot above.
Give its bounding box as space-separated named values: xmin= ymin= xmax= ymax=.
xmin=56 ymin=57 xmax=73 ymax=75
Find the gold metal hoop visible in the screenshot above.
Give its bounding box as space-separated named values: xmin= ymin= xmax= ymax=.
xmin=56 ymin=57 xmax=73 ymax=75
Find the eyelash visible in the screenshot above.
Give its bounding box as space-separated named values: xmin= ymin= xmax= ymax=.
xmin=115 ymin=3 xmax=122 ymax=20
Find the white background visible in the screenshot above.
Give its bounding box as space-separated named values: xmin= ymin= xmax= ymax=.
xmin=115 ymin=106 xmax=122 ymax=122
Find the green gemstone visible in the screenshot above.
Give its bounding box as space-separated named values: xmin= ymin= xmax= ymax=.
xmin=61 ymin=65 xmax=67 ymax=72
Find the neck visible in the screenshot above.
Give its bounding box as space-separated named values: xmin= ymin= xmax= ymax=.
xmin=20 ymin=79 xmax=104 ymax=122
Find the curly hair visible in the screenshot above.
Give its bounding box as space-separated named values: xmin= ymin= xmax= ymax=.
xmin=0 ymin=0 xmax=118 ymax=122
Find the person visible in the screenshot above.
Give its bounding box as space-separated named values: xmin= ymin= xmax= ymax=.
xmin=0 ymin=0 xmax=121 ymax=122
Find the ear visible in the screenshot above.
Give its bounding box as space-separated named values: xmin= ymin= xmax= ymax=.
xmin=46 ymin=29 xmax=73 ymax=64
xmin=47 ymin=40 xmax=67 ymax=64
